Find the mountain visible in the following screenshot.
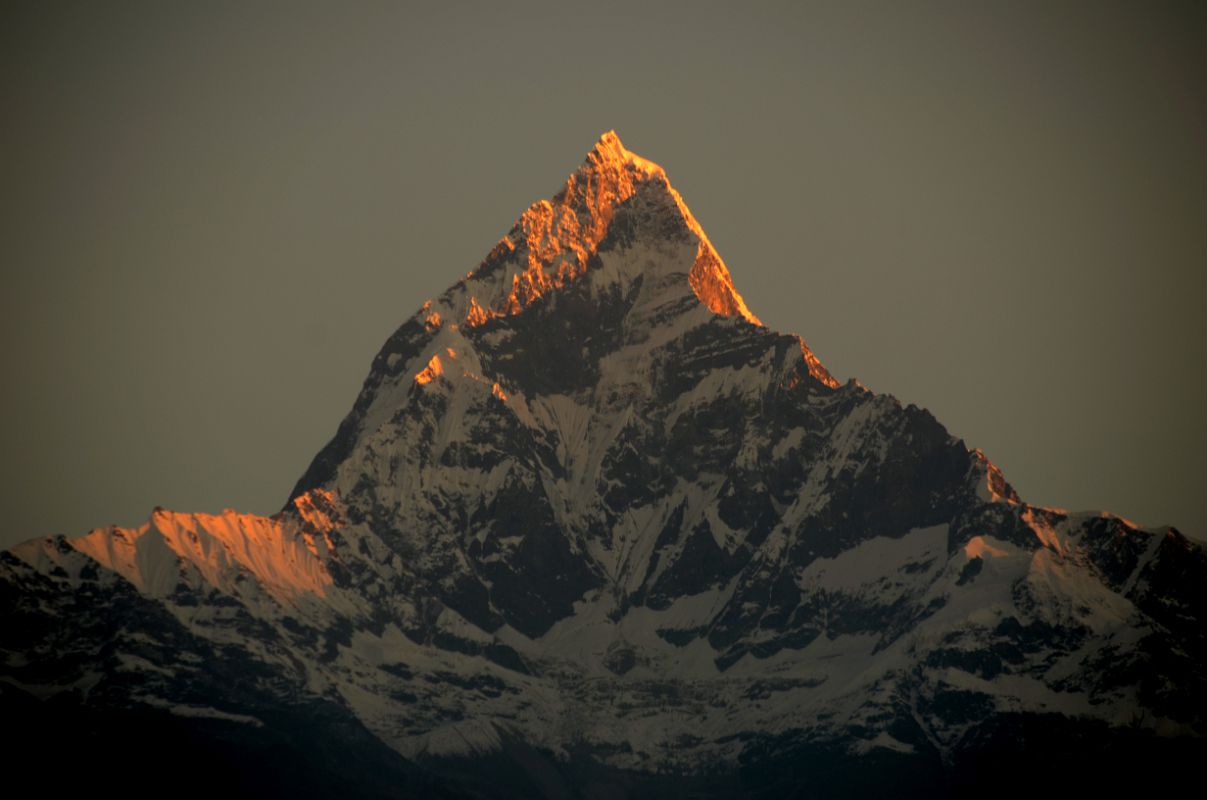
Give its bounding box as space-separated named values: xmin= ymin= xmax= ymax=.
xmin=3 ymin=131 xmax=1204 ymax=798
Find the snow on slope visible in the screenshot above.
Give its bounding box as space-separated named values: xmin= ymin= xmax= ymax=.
xmin=2 ymin=133 xmax=1203 ymax=782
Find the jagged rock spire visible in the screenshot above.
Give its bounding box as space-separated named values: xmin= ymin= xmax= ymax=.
xmin=438 ymin=131 xmax=761 ymax=328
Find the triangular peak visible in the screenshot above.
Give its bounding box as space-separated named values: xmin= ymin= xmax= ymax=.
xmin=443 ymin=131 xmax=761 ymax=327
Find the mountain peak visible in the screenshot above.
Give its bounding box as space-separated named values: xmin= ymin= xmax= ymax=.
xmin=581 ymin=129 xmax=664 ymax=180
xmin=432 ymin=132 xmax=760 ymax=330
xmin=571 ymin=131 xmax=761 ymax=325
xmin=285 ymin=134 xmax=828 ymax=503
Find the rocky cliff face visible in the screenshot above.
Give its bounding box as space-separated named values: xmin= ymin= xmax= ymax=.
xmin=3 ymin=132 xmax=1203 ymax=798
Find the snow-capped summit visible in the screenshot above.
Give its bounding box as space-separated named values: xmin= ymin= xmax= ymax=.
xmin=429 ymin=130 xmax=760 ymax=332
xmin=2 ymin=133 xmax=1203 ymax=798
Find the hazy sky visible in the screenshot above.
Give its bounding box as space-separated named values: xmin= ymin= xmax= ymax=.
xmin=2 ymin=1 xmax=1205 ymax=549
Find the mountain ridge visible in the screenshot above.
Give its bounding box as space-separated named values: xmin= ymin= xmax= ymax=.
xmin=3 ymin=131 xmax=1203 ymax=798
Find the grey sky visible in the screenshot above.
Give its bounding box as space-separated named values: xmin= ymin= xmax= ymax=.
xmin=2 ymin=0 xmax=1205 ymax=548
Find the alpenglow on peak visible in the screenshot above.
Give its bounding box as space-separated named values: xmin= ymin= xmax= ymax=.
xmin=286 ymin=130 xmax=838 ymax=506
xmin=431 ymin=130 xmax=763 ymax=331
